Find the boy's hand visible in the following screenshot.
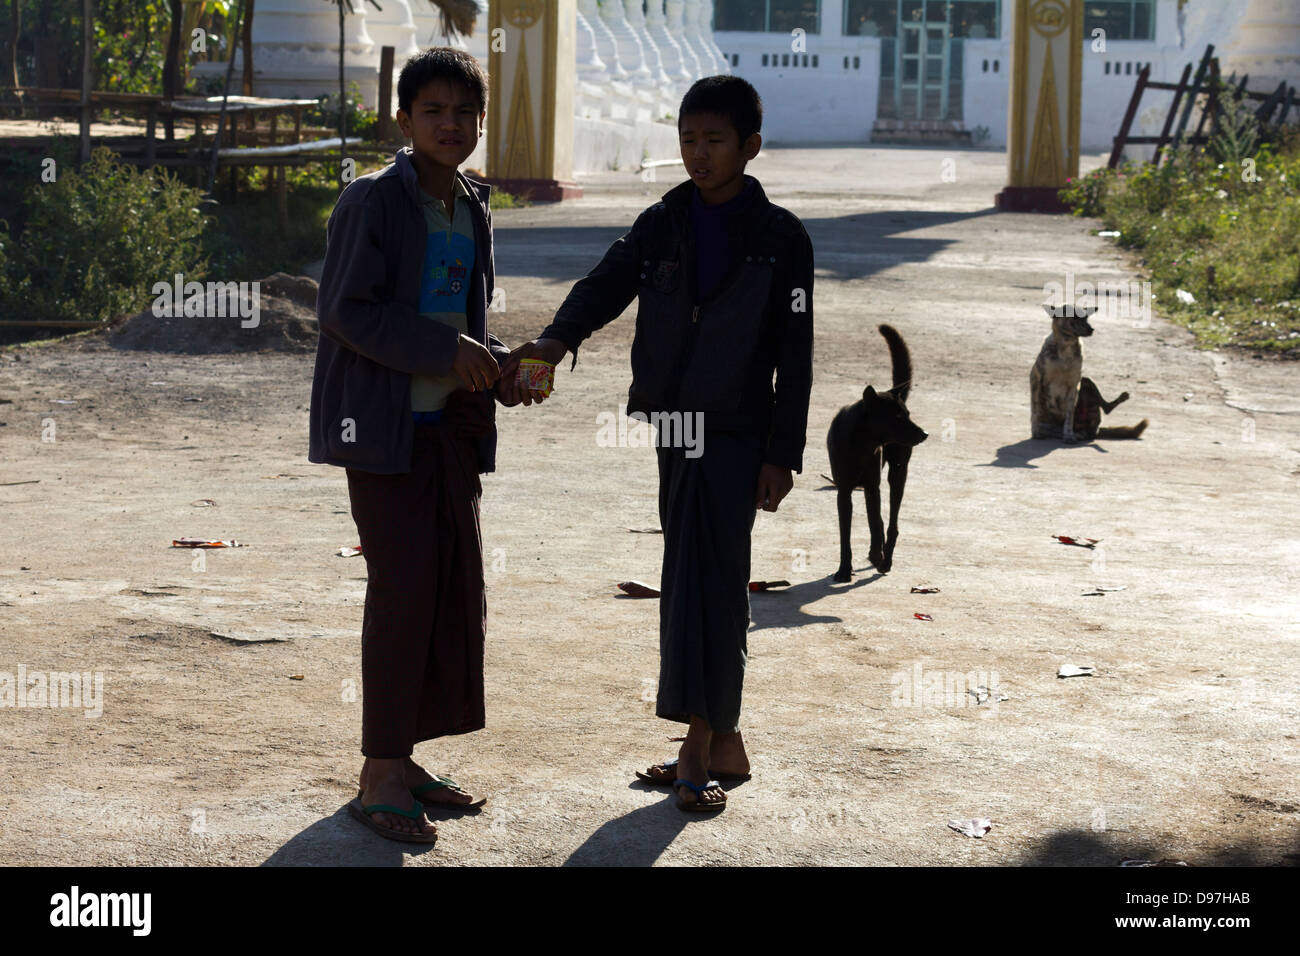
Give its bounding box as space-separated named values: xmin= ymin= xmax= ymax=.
xmin=454 ymin=333 xmax=500 ymax=392
xmin=499 ymin=337 xmax=568 ymax=406
xmin=755 ymin=464 xmax=794 ymax=513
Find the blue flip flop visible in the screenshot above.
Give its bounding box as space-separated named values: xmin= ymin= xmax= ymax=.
xmin=673 ymin=778 xmax=726 ymax=812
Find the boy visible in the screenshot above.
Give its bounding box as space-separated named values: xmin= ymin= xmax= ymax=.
xmin=309 ymin=48 xmax=533 ymax=842
xmin=503 ymin=76 xmax=814 ymax=811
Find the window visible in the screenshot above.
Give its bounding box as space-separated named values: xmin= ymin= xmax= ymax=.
xmin=714 ymin=0 xmax=821 ymax=34
xmin=949 ymin=1 xmax=999 ymax=38
xmin=845 ymin=1 xmax=998 ymax=39
xmin=845 ymin=0 xmax=896 ymax=36
xmin=1084 ymin=0 xmax=1155 ymax=41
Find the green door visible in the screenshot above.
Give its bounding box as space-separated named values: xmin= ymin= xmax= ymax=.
xmin=897 ymin=14 xmax=950 ymax=119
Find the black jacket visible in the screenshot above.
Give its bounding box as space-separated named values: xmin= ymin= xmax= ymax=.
xmin=308 ymin=147 xmax=509 ymax=475
xmin=539 ymin=174 xmax=813 ymax=472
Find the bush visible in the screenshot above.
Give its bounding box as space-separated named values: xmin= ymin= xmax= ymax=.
xmin=7 ymin=147 xmax=211 ymax=325
xmin=1060 ymin=166 xmax=1117 ymax=217
xmin=1061 ymin=135 xmax=1300 ymax=352
xmin=308 ymin=81 xmax=380 ymax=142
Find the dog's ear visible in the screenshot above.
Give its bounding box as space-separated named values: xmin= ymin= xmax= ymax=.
xmin=1042 ymin=303 xmax=1059 ymax=318
xmin=863 ymin=385 xmax=877 ymax=403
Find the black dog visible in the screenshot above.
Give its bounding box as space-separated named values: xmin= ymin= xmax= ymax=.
xmin=827 ymin=325 xmax=928 ymax=582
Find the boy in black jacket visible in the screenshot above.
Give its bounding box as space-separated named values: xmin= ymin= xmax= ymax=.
xmin=503 ymin=76 xmax=814 ymax=811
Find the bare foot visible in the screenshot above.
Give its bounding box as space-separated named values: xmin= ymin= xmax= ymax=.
xmin=403 ymin=757 xmax=478 ymax=807
xmin=638 ymin=729 xmax=751 ymax=784
xmin=708 ymin=730 xmax=751 ymax=778
xmin=358 ymin=757 xmax=437 ymax=837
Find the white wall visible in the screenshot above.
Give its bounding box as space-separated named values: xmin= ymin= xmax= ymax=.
xmin=718 ymin=0 xmax=1263 ymax=154
xmin=713 ymin=32 xmax=880 ymax=143
xmin=963 ymin=40 xmax=1009 ymax=147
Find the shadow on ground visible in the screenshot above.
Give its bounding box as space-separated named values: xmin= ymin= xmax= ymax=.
xmin=1011 ymin=825 xmax=1300 ymax=866
xmin=562 ymin=780 xmax=752 ymax=866
xmin=982 ymin=437 xmax=1111 ymax=468
xmin=262 ymin=804 xmax=438 ymax=866
xmin=748 ymin=573 xmax=881 ymax=631
xmin=496 ymin=208 xmax=999 ymax=285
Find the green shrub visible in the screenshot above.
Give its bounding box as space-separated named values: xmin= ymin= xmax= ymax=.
xmin=9 ymin=147 xmax=211 ymax=325
xmin=308 ymin=82 xmax=380 ymax=142
xmin=1063 ymin=135 xmax=1300 ymax=352
xmin=1060 ymin=166 xmax=1117 ymax=217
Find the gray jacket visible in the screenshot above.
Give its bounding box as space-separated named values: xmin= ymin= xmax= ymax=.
xmin=308 ymin=147 xmax=509 ymax=475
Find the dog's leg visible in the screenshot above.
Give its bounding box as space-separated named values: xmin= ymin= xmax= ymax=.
xmin=864 ymin=450 xmax=887 ymax=572
xmin=834 ymin=486 xmax=855 ymax=582
xmin=881 ymin=445 xmax=912 ymax=573
xmin=1062 ymin=383 xmax=1081 ymax=442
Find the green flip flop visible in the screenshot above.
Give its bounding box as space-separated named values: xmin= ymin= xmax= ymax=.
xmin=411 ymin=774 xmax=488 ymax=810
xmin=347 ymin=798 xmax=438 ymax=844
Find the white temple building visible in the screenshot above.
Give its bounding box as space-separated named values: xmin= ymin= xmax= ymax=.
xmin=195 ymin=0 xmax=730 ymax=174
xmin=710 ymin=0 xmax=1300 ymax=156
xmin=193 ymin=0 xmax=1300 ymax=170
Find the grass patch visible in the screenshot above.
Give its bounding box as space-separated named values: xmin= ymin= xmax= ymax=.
xmin=1061 ymin=122 xmax=1300 ymax=356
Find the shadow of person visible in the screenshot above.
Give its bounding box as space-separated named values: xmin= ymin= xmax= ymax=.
xmin=564 ymin=788 xmax=737 ymax=866
xmin=262 ymin=804 xmax=436 ymax=866
xmin=748 ymin=573 xmax=880 ymax=631
xmin=982 ymin=437 xmax=1108 ymax=469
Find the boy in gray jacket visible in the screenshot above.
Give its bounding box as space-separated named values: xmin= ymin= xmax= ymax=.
xmin=309 ymin=49 xmax=532 ymax=842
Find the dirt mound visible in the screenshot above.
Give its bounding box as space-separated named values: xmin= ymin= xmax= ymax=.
xmin=108 ymin=272 xmax=319 ymax=353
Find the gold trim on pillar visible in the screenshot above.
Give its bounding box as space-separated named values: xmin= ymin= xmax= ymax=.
xmin=505 ymin=35 xmax=538 ymax=177
xmin=1027 ymin=44 xmax=1063 ymax=185
xmin=1008 ymin=0 xmax=1083 ymax=188
xmin=543 ymin=4 xmax=556 ymax=175
xmin=1009 ymin=0 xmax=1030 ymax=183
xmin=1068 ymin=0 xmax=1082 ymax=180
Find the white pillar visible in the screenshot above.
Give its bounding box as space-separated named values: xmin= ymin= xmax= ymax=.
xmin=665 ymin=0 xmax=703 ymax=82
xmin=680 ymin=0 xmax=719 ymax=78
xmin=363 ymin=0 xmax=420 ymax=62
xmin=625 ymin=0 xmax=677 ymax=118
xmin=699 ymin=1 xmax=730 ymax=73
xmin=600 ymin=0 xmax=656 ymax=123
xmin=647 ymin=0 xmax=693 ymax=99
xmin=575 ymin=3 xmax=609 ymax=120
xmin=580 ymin=0 xmax=636 ymax=121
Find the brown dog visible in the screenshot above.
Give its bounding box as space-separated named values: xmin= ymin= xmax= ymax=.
xmin=1031 ymin=304 xmax=1147 ymax=441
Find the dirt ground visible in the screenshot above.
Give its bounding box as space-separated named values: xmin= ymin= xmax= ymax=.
xmin=0 ymin=146 xmax=1297 ymax=866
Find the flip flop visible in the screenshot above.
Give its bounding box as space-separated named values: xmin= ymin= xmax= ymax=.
xmin=411 ymin=774 xmax=488 ymax=810
xmin=635 ymin=758 xmax=751 ymax=785
xmin=673 ymin=778 xmax=726 ymax=813
xmin=347 ymin=798 xmax=438 ymax=844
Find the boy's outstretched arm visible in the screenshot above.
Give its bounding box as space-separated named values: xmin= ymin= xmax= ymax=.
xmin=763 ymin=225 xmax=815 ymax=477
xmin=317 ymin=183 xmax=497 ymax=388
xmin=501 ymin=209 xmax=650 ymax=389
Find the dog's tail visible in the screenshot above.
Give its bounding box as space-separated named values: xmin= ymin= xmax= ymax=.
xmin=1097 ymin=419 xmax=1149 ymax=440
xmin=879 ymin=324 xmax=913 ymax=403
